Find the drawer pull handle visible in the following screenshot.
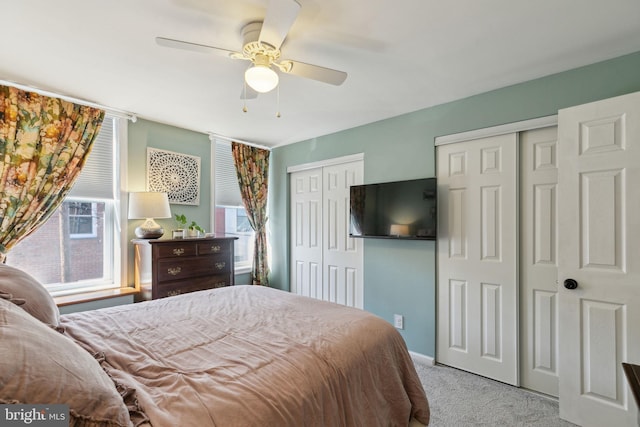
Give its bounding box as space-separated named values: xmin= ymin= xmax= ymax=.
xmin=167 ymin=267 xmax=182 ymax=276
xmin=215 ymin=262 xmax=226 ymax=270
xmin=167 ymin=289 xmax=182 ymax=296
xmin=172 ymin=248 xmax=185 ymax=256
xmin=211 ymin=245 xmax=221 ymax=253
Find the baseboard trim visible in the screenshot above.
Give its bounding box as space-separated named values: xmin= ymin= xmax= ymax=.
xmin=409 ymin=351 xmax=435 ymax=366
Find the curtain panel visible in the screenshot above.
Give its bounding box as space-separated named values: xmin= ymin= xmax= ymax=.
xmin=0 ymin=85 xmax=105 ymax=261
xmin=231 ymin=142 xmax=270 ymax=285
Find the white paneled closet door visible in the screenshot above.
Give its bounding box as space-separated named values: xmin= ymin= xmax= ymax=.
xmin=290 ymin=168 xmax=323 ymax=300
xmin=289 ymin=157 xmax=364 ymax=308
xmin=322 ymin=163 xmax=364 ymax=307
xmin=520 ymin=126 xmax=559 ymax=397
xmin=437 ymin=133 xmax=519 ymax=385
xmin=557 ymin=91 xmax=640 ymax=426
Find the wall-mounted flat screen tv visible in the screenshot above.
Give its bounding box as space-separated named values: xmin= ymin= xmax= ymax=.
xmin=349 ymin=177 xmax=437 ymax=240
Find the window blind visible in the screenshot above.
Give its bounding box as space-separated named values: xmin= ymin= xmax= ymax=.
xmin=68 ymin=115 xmax=115 ymax=200
xmin=215 ymin=140 xmax=243 ymax=207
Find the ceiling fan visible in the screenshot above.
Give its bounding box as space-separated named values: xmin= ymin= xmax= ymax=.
xmin=156 ymin=0 xmax=347 ymax=99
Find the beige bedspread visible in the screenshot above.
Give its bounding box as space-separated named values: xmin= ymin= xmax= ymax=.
xmin=61 ymin=285 xmax=430 ymax=426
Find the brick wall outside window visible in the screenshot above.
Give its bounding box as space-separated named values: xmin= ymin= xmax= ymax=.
xmin=7 ymin=203 xmax=105 ymax=285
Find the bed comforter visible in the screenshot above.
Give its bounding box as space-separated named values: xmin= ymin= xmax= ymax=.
xmin=61 ymin=285 xmax=430 ymax=426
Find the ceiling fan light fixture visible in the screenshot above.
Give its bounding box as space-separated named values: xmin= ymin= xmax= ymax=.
xmin=245 ymin=64 xmax=279 ymax=93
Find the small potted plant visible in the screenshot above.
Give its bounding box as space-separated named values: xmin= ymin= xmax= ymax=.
xmin=186 ymin=220 xmax=205 ymax=238
xmin=174 ymin=214 xmax=204 ymax=238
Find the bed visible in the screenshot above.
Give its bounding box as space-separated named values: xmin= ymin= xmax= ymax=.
xmin=0 ymin=264 xmax=430 ymax=426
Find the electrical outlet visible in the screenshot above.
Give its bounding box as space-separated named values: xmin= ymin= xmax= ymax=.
xmin=393 ymin=314 xmax=404 ymax=330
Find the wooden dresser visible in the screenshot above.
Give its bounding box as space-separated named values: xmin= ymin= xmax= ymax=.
xmin=142 ymin=236 xmax=237 ymax=300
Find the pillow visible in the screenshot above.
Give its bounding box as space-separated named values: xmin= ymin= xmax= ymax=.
xmin=0 ymin=263 xmax=60 ymax=326
xmin=0 ymin=297 xmax=132 ymax=427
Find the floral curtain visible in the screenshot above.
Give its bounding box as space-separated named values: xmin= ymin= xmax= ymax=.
xmin=231 ymin=142 xmax=270 ymax=285
xmin=0 ymin=85 xmax=104 ymax=262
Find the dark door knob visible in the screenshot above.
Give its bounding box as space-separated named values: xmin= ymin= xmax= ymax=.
xmin=564 ymin=278 xmax=578 ymax=290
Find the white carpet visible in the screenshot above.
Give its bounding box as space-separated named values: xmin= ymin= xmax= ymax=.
xmin=413 ymin=360 xmax=578 ymax=426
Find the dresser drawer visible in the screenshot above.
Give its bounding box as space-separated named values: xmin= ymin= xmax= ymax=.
xmin=155 ymin=242 xmax=197 ymax=258
xmin=207 ymin=253 xmax=232 ymax=274
xmin=197 ymin=240 xmax=231 ymax=255
xmin=146 ymin=237 xmax=237 ymax=300
xmin=153 ymin=275 xmax=231 ymax=299
xmin=156 ymin=257 xmax=215 ymax=282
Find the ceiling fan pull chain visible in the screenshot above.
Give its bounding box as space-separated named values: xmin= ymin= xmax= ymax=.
xmin=242 ymin=79 xmax=248 ymax=113
xmin=276 ymin=84 xmax=281 ymax=118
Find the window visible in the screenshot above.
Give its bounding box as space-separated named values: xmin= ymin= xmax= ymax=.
xmin=68 ymin=202 xmax=98 ymax=238
xmin=214 ymin=140 xmax=254 ymax=271
xmin=7 ymin=115 xmax=126 ymax=295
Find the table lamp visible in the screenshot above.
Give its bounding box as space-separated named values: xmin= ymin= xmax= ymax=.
xmin=128 ymin=192 xmax=171 ymax=238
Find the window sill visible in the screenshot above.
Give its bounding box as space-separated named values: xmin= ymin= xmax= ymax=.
xmin=235 ymin=265 xmax=252 ymax=275
xmin=54 ymin=287 xmax=138 ymax=307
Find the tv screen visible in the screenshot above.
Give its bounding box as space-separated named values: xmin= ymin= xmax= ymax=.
xmin=349 ymin=178 xmax=437 ymax=240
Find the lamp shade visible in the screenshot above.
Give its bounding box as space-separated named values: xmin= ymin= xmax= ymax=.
xmin=128 ymin=192 xmax=171 ymax=219
xmin=245 ymin=65 xmax=279 ymax=93
xmin=128 ymin=192 xmax=171 ymax=239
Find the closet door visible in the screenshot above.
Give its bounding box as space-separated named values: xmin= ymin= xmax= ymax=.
xmin=289 ymin=158 xmax=364 ymax=308
xmin=437 ymin=133 xmax=518 ymax=385
xmin=558 ymin=91 xmax=640 ymax=426
xmin=520 ymin=126 xmax=559 ymax=397
xmin=322 ymin=162 xmax=364 ymax=308
xmin=290 ymin=168 xmax=323 ymax=299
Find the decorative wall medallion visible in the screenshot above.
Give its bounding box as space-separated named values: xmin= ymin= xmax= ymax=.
xmin=147 ymin=147 xmax=201 ymax=205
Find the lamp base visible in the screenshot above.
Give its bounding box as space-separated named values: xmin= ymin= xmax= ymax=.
xmin=135 ymin=218 xmax=164 ymax=239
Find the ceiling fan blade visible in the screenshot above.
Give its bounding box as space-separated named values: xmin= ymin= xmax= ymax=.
xmin=259 ymin=0 xmax=301 ymax=50
xmin=283 ymin=60 xmax=347 ymax=86
xmin=156 ymin=37 xmax=241 ymax=59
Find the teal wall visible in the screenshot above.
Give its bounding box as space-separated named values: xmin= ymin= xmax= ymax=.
xmin=269 ymin=51 xmax=640 ymax=357
xmin=127 ymin=118 xmax=212 ymax=230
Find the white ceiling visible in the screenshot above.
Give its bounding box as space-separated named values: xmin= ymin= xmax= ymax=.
xmin=2 ymin=0 xmax=640 ymax=148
